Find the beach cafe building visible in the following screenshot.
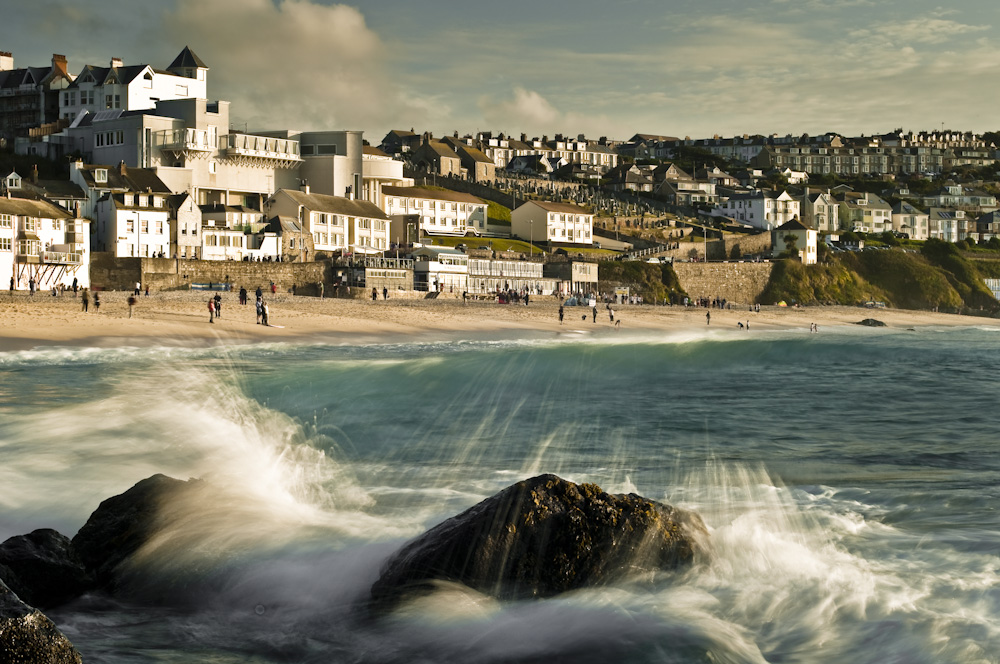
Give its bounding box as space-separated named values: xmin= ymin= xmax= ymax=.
xmin=466 ymin=255 xmax=556 ymax=295
xmin=411 ymin=245 xmax=467 ymax=292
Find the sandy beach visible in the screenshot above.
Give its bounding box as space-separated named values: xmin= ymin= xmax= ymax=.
xmin=2 ymin=289 xmax=998 ymax=350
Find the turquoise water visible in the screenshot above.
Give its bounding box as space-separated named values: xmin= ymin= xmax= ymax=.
xmin=1 ymin=326 xmax=998 ymax=663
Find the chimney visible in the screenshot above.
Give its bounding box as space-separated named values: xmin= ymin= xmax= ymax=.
xmin=32 ymin=164 xmax=38 ymax=183
xmin=0 ymin=51 xmax=12 ymax=71
xmin=299 ymin=179 xmax=309 ymax=195
xmin=110 ymin=57 xmax=123 ymax=68
xmin=119 ymin=160 xmax=127 ymax=177
xmin=51 ymin=54 xmax=68 ymax=77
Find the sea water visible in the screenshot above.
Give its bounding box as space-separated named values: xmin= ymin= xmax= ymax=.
xmin=1 ymin=325 xmax=998 ymax=663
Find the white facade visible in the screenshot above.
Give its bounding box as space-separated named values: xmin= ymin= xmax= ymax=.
xmin=94 ymin=193 xmax=171 ymax=257
xmin=802 ymin=189 xmax=840 ymax=233
xmin=382 ymin=186 xmax=487 ymax=237
xmin=1 ymin=196 xmax=90 ymax=291
xmin=264 ymin=187 xmax=391 ymax=255
xmin=511 ymin=201 xmax=594 ymax=245
xmin=713 ymin=190 xmax=800 ymax=231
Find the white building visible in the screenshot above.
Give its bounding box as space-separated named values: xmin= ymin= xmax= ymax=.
xmin=382 ymin=186 xmax=488 ymax=237
xmin=94 ymin=191 xmax=171 ymax=258
xmin=802 ymin=188 xmax=840 ymax=233
xmin=772 ymin=219 xmax=817 ymax=264
xmin=891 ymin=201 xmax=929 ymax=240
xmin=466 ymin=256 xmax=548 ymax=295
xmin=57 ymin=47 xmax=207 ymax=122
xmin=411 ymin=246 xmax=468 ymax=292
xmin=1 ymin=195 xmax=89 ymax=291
xmin=712 ymin=190 xmax=800 ymax=231
xmin=510 ymin=200 xmax=594 ymax=246
xmin=264 ymin=186 xmax=391 ymax=256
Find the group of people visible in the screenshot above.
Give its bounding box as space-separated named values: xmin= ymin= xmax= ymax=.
xmin=210 ymin=285 xmax=272 ymax=325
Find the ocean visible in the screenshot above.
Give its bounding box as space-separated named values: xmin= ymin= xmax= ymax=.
xmin=1 ymin=325 xmax=998 ymax=663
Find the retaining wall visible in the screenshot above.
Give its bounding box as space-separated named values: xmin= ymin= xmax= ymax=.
xmin=672 ymin=261 xmax=775 ymax=306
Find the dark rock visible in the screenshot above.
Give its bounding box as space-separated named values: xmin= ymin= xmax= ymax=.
xmin=0 ymin=579 xmax=82 ymax=664
xmin=71 ymin=474 xmax=198 ymax=591
xmin=857 ymin=318 xmax=887 ymax=327
xmin=371 ymin=474 xmax=707 ymax=609
xmin=0 ymin=529 xmax=93 ymax=609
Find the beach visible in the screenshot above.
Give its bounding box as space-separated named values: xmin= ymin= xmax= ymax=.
xmin=1 ymin=290 xmax=997 ymax=350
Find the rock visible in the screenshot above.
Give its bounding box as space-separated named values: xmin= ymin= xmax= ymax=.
xmin=71 ymin=474 xmax=198 ymax=591
xmin=0 ymin=579 xmax=82 ymax=664
xmin=857 ymin=318 xmax=887 ymax=327
xmin=371 ymin=474 xmax=707 ymax=609
xmin=0 ymin=530 xmax=93 ymax=609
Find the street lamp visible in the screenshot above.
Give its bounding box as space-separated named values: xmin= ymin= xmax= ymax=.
xmin=529 ymin=219 xmax=533 ymax=258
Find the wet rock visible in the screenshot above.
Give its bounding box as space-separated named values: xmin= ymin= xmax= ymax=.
xmin=371 ymin=474 xmax=707 ymax=609
xmin=857 ymin=318 xmax=887 ymax=327
xmin=0 ymin=579 xmax=82 ymax=664
xmin=71 ymin=474 xmax=198 ymax=591
xmin=0 ymin=529 xmax=93 ymax=609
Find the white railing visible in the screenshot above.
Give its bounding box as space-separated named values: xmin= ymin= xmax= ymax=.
xmin=224 ymin=133 xmax=300 ymax=160
xmin=156 ymin=128 xmax=214 ymax=151
xmin=41 ymin=251 xmax=82 ymax=264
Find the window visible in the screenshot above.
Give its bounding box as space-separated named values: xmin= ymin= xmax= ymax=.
xmin=94 ymin=169 xmax=107 ymax=183
xmin=176 ymin=85 xmax=188 ymax=96
xmin=126 ymin=220 xmax=134 ymax=232
xmin=143 ymin=73 xmax=152 ymax=88
xmin=51 ymin=219 xmax=62 ymax=231
xmin=117 ymin=130 xmax=123 ymax=144
xmin=289 ymin=238 xmax=295 ymax=249
xmin=0 ymin=238 xmax=10 ymax=251
xmin=0 ymin=214 xmax=12 ymax=228
xmin=209 ymin=160 xmax=217 ymax=174
xmin=156 ymin=221 xmax=163 ymax=234
xmin=317 ymin=144 xmax=337 ymax=155
xmin=105 ymin=95 xmax=113 ymax=109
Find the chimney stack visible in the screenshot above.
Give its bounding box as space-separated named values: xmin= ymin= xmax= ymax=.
xmin=51 ymin=54 xmax=68 ymax=77
xmin=299 ymin=179 xmax=309 ymax=195
xmin=110 ymin=57 xmax=123 ymax=68
xmin=119 ymin=160 xmax=127 ymax=177
xmin=32 ymin=164 xmax=38 ymax=183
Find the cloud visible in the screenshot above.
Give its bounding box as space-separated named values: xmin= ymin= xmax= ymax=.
xmin=161 ymin=0 xmax=420 ymax=133
xmin=849 ymin=17 xmax=989 ymax=45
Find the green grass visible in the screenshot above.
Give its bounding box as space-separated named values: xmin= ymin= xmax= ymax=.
xmin=598 ymin=261 xmax=687 ymax=303
xmin=423 ymin=235 xmax=542 ymax=254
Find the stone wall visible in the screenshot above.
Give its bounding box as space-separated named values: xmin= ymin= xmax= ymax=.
xmin=89 ymin=253 xmax=328 ymax=294
xmin=673 ymin=261 xmax=775 ymax=306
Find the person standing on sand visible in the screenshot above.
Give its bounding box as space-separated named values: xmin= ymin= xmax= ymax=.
xmin=127 ymin=295 xmax=136 ymax=318
xmin=592 ymin=305 xmax=598 ymax=323
xmin=94 ymin=292 xmax=100 ymax=313
xmin=256 ymin=297 xmax=263 ymax=324
xmin=559 ymin=305 xmax=564 ymax=324
xmin=318 ymin=282 xmax=324 ymax=299
xmin=81 ymin=289 xmax=89 ymax=312
xmin=72 ymin=277 xmax=78 ymax=296
xmin=256 ymin=286 xmax=263 ymax=301
xmin=134 ymin=282 xmax=141 ymax=296
xmin=213 ymin=293 xmax=222 ymax=319
xmin=270 ymin=282 xmax=276 ymax=295
xmin=706 ymin=311 xmax=711 ymax=325
xmin=29 ymin=277 xmax=35 ymax=296
xmin=208 ymin=297 xmax=215 ymax=323
xmin=239 ymin=286 xmax=247 ymax=305
xmin=383 ymin=286 xmax=388 ymax=300
xmin=372 ymin=287 xmax=378 ymax=301
xmin=609 ymin=307 xmax=615 ymax=324
xmin=9 ymin=277 xmax=13 ymax=293
xmin=262 ymin=300 xmax=270 ymax=326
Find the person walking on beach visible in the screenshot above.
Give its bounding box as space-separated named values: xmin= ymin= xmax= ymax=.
xmin=372 ymin=287 xmax=378 ymax=301
xmin=8 ymin=277 xmax=13 ymax=293
xmin=383 ymin=286 xmax=388 ymax=300
xmin=81 ymin=289 xmax=89 ymax=312
xmin=72 ymin=277 xmax=78 ymax=296
xmin=127 ymin=294 xmax=136 ymax=318
xmin=706 ymin=311 xmax=711 ymax=325
xmin=134 ymin=281 xmax=141 ymax=296
xmin=255 ymin=297 xmax=263 ymax=324
xmin=558 ymin=305 xmax=564 ymax=324
xmin=256 ymin=286 xmax=263 ymax=301
xmin=262 ymin=300 xmax=270 ymax=326
xmin=609 ymin=307 xmax=615 ymax=324
xmin=208 ymin=297 xmax=215 ymax=323
xmin=270 ymin=281 xmax=276 ymax=295
xmin=94 ymin=292 xmax=100 ymax=313
xmin=213 ymin=293 xmax=222 ymax=319
xmin=318 ymin=282 xmax=324 ymax=299
xmin=28 ymin=277 xmax=35 ymax=296
xmin=592 ymin=305 xmax=598 ymax=323
xmin=239 ymin=286 xmax=247 ymax=305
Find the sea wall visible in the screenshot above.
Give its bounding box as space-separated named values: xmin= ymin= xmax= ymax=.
xmin=673 ymin=261 xmax=775 ymax=305
xmin=89 ymin=253 xmax=328 ymax=294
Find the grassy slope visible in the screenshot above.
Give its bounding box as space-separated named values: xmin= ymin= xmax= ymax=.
xmin=759 ymin=246 xmax=999 ymax=312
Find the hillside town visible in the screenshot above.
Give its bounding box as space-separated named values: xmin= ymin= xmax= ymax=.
xmin=3 ymin=46 xmax=1000 ymax=305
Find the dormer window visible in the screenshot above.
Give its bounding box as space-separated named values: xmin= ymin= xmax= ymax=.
xmin=94 ymin=168 xmax=108 ymax=183
xmin=143 ymin=72 xmax=153 ymax=89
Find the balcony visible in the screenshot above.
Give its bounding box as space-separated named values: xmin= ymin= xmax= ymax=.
xmin=223 ymin=133 xmax=301 ymax=168
xmin=156 ymin=128 xmax=216 ymax=160
xmin=41 ymin=251 xmax=82 ymax=264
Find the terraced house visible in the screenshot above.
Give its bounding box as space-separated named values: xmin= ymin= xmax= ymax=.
xmin=381 ymin=185 xmax=487 ymax=238
xmin=0 ymin=195 xmax=89 ymax=291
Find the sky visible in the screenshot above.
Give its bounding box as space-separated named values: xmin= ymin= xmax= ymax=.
xmin=5 ymin=0 xmax=1000 ymax=144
